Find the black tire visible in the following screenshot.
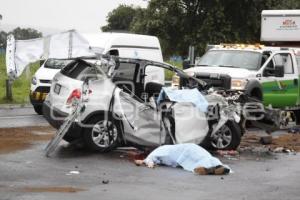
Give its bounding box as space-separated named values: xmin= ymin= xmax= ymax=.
xmin=82 ymin=115 xmax=121 ymax=152
xmin=33 ymin=105 xmax=43 ymax=115
xmin=201 ymin=121 xmax=242 ymax=150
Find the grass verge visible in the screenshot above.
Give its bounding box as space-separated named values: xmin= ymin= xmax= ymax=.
xmin=0 ymin=53 xmax=40 ymax=104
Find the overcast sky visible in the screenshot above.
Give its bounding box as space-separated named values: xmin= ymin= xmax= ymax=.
xmin=0 ymin=0 xmax=148 ymax=35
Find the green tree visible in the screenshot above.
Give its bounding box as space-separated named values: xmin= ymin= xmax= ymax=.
xmin=101 ymin=5 xmax=141 ymax=32
xmin=104 ymin=0 xmax=300 ymax=57
xmin=0 ymin=31 xmax=7 ymax=49
xmin=9 ymin=27 xmax=42 ymax=40
xmin=130 ymin=0 xmax=185 ymax=56
xmin=131 ymin=0 xmax=300 ymax=56
xmin=0 ymin=27 xmax=42 ymax=49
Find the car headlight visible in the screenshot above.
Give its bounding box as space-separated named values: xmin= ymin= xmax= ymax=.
xmin=31 ymin=76 xmax=37 ymax=85
xmin=172 ymin=74 xmax=180 ymax=88
xmin=231 ymin=79 xmax=247 ymax=90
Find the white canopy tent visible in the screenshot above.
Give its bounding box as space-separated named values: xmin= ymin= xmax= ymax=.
xmin=6 ymin=30 xmax=96 ymax=79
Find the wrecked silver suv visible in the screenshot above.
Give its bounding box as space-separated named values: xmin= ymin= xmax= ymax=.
xmin=44 ymin=56 xmax=275 ymax=153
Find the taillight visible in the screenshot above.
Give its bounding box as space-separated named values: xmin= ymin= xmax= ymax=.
xmin=67 ymin=89 xmax=81 ymax=105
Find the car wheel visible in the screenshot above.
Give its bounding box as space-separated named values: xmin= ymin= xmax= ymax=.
xmin=33 ymin=105 xmax=43 ymax=115
xmin=201 ymin=121 xmax=241 ymax=150
xmin=82 ymin=115 xmax=121 ymax=152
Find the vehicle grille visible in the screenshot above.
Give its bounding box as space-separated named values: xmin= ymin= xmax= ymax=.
xmin=35 ymin=86 xmax=51 ymax=93
xmin=195 ymin=73 xmax=231 ymax=90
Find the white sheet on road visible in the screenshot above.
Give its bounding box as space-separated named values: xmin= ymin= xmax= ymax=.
xmin=6 ymin=30 xmax=95 ymax=79
xmin=144 ymin=143 xmax=226 ymax=172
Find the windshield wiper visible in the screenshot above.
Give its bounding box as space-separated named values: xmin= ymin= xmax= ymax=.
xmin=196 ymin=64 xmax=221 ymax=67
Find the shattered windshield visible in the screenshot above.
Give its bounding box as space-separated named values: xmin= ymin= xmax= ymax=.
xmin=197 ymin=50 xmax=261 ymax=70
xmin=44 ymin=59 xmax=73 ymax=69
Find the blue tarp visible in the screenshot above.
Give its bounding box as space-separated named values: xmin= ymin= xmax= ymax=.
xmin=157 ymin=87 xmax=208 ymax=112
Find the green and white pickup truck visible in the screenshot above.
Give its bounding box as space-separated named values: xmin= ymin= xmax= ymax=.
xmin=179 ymin=10 xmax=300 ymax=121
xmin=184 ymin=44 xmax=300 ymax=109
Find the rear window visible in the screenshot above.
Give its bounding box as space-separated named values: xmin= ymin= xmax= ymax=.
xmin=61 ymin=60 xmax=104 ymax=80
xmin=44 ymin=59 xmax=72 ymax=69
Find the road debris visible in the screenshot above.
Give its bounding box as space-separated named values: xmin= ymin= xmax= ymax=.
xmin=260 ymin=136 xmax=273 ymax=145
xmin=273 ymin=147 xmax=292 ymax=153
xmin=216 ymin=150 xmax=239 ymax=156
xmin=0 ymin=126 xmax=54 ymax=154
xmin=240 ymin=131 xmax=300 ymax=154
xmin=215 ymin=150 xmax=239 ymax=160
xmin=102 ymin=180 xmax=109 ymax=184
xmin=288 ymin=127 xmax=300 ymax=134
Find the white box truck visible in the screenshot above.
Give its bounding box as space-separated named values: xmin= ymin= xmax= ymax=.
xmin=261 ymin=10 xmax=300 ymax=42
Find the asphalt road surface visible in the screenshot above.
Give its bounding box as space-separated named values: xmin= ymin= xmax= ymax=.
xmin=0 ymin=106 xmax=299 ymax=200
xmin=0 ymin=137 xmax=300 ymax=200
xmin=0 ymin=106 xmax=48 ymax=128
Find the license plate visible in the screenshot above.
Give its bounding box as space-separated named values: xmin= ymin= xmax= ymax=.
xmin=54 ymin=84 xmax=61 ymax=94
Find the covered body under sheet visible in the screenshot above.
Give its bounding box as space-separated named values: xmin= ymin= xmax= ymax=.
xmin=144 ymin=143 xmax=226 ymax=172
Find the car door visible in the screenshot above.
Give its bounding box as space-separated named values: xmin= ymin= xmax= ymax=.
xmin=261 ymin=53 xmax=298 ymax=108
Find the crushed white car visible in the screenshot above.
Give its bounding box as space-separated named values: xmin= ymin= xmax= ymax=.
xmin=44 ymin=57 xmax=278 ymax=153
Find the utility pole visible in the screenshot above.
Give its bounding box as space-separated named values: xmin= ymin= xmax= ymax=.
xmin=0 ymin=14 xmax=13 ymax=101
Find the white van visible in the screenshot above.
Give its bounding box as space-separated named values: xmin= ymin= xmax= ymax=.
xmin=30 ymin=33 xmax=164 ymax=114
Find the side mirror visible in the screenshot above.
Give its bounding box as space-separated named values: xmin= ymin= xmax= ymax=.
xmin=274 ymin=65 xmax=284 ymax=77
xmin=263 ymin=65 xmax=284 ymax=77
xmin=182 ymin=59 xmax=191 ymax=69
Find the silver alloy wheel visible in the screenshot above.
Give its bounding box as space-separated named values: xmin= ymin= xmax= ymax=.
xmin=210 ymin=124 xmax=232 ymax=149
xmin=91 ymin=120 xmax=118 ymax=148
